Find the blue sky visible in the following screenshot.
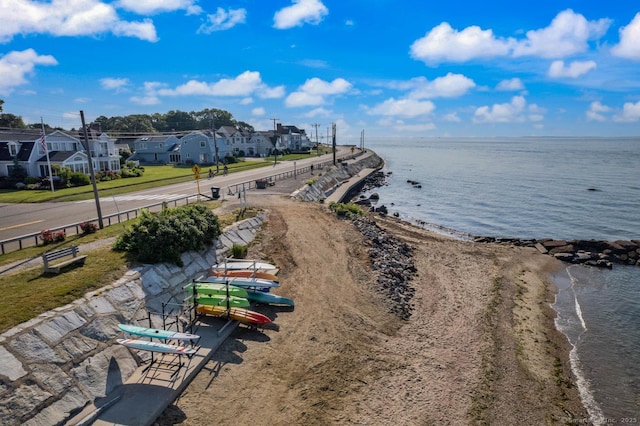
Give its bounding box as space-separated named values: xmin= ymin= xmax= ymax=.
xmin=1 ymin=0 xmax=639 ymax=142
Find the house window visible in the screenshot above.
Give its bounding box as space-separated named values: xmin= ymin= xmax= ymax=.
xmin=158 ymin=143 xmax=163 ymax=148
xmin=140 ymin=143 xmax=147 ymax=149
xmin=9 ymin=144 xmax=17 ymax=156
xmin=200 ymin=141 xmax=206 ymax=148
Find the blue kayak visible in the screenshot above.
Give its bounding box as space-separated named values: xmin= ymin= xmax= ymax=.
xmin=245 ymin=290 xmax=294 ymax=307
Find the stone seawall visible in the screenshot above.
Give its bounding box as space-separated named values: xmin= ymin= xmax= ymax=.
xmin=0 ymin=215 xmax=266 ymax=426
xmin=291 ymin=152 xmax=383 ymax=203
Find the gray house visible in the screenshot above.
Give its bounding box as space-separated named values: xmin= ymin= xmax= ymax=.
xmin=129 ymin=134 xmax=181 ymax=165
xmin=0 ymin=129 xmax=120 ymax=178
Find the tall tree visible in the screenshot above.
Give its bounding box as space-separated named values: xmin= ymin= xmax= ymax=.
xmin=0 ymin=113 xmax=26 ymax=129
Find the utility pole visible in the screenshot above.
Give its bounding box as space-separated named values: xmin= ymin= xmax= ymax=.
xmin=80 ymin=110 xmax=104 ymax=229
xmin=332 ymin=123 xmax=337 ymax=166
xmin=210 ymin=113 xmax=219 ymax=173
xmin=312 ymin=123 xmax=320 ymax=155
xmin=270 ymin=118 xmax=279 ymax=166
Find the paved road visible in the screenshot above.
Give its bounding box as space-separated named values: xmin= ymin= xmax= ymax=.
xmin=0 ymin=150 xmax=351 ymax=245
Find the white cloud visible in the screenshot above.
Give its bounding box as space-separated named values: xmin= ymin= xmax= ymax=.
xmin=259 ymin=85 xmax=286 ymax=99
xmin=116 ymin=0 xmax=202 ymax=15
xmin=586 ymin=101 xmax=611 ymax=122
xmin=473 ymin=96 xmax=544 ymax=123
xmin=198 ymin=7 xmax=246 ymax=34
xmin=158 ymin=71 xmax=276 ymax=97
xmin=443 ymin=112 xmax=461 ymax=122
xmin=496 ymin=78 xmax=524 ymax=91
xmin=368 ymin=98 xmax=436 ymax=118
xmin=0 ymin=0 xmax=158 ymax=43
xmin=100 ymin=77 xmax=129 ymax=91
xmin=112 ymin=19 xmax=158 ymax=41
xmin=304 ymin=107 xmax=331 ymax=117
xmin=512 ymin=9 xmax=610 ymax=58
xmin=407 ymin=73 xmax=476 ymax=99
xmin=410 ymin=9 xmax=610 ymax=65
xmin=0 ymin=49 xmax=57 ymax=95
xmin=548 ymin=60 xmax=597 ymax=78
xmin=273 ymin=0 xmax=328 ymax=30
xmin=285 ymin=77 xmax=351 ymax=107
xmin=611 ymin=13 xmax=640 ymax=60
xmin=130 ymin=95 xmax=160 ymax=105
xmin=251 ymin=107 xmax=265 ymax=116
xmin=410 ymin=22 xmax=513 ymax=64
xmin=613 ymin=101 xmax=640 ymax=122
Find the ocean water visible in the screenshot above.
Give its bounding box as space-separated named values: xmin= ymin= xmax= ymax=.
xmin=364 ymin=137 xmax=640 ymax=422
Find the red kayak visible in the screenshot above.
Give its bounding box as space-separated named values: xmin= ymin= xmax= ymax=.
xmin=197 ymin=305 xmax=271 ymax=326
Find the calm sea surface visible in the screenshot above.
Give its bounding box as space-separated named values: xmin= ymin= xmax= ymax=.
xmin=364 ymin=137 xmax=640 ymax=423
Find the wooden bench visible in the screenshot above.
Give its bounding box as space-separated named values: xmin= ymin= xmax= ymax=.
xmin=42 ymin=245 xmax=88 ymax=274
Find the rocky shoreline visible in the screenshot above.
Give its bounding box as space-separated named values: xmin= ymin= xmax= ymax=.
xmin=353 ymin=170 xmax=640 ymax=269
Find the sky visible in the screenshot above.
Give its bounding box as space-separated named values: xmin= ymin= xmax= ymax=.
xmin=1 ymin=0 xmax=640 ymax=142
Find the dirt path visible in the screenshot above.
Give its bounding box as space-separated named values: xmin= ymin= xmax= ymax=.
xmin=156 ymin=193 xmax=588 ymax=425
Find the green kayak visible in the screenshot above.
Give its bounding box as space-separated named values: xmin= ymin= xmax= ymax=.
xmin=184 ymin=282 xmax=248 ymax=297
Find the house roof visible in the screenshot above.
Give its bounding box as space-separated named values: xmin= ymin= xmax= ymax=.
xmin=0 ymin=130 xmax=42 ymax=142
xmin=36 ymin=150 xmax=80 ymax=162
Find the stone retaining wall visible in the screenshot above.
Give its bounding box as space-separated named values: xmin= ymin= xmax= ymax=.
xmin=0 ymin=215 xmax=266 ymax=426
xmin=291 ymin=152 xmax=383 ymax=203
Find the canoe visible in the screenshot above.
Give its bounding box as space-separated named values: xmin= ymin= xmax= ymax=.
xmin=211 ymin=259 xmax=278 ymax=271
xmin=196 ymin=305 xmax=271 ymax=326
xmin=245 ymin=290 xmax=294 ymax=307
xmin=117 ymin=338 xmax=197 ymax=355
xmin=183 ymin=282 xmax=249 ymax=297
xmin=198 ymin=275 xmax=279 ymax=290
xmin=117 ymin=324 xmax=200 ymax=341
xmin=188 ymin=293 xmax=250 ymax=308
xmin=212 ymin=270 xmax=280 ymax=283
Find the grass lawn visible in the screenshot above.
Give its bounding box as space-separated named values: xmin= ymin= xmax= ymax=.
xmin=0 ymin=204 xmax=261 ymax=334
xmin=0 ymin=158 xmax=279 ymax=203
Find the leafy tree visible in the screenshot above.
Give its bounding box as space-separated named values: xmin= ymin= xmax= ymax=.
xmin=0 ymin=113 xmax=26 ymax=129
xmin=8 ymin=158 xmax=28 ymax=181
xmin=163 ymin=110 xmax=196 ymax=132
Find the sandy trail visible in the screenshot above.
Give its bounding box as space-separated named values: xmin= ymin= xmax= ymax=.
xmin=156 ymin=193 xmax=587 ymax=425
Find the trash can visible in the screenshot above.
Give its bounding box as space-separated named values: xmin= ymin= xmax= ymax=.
xmin=211 ymin=186 xmax=220 ymax=199
xmin=256 ymin=179 xmax=268 ymax=189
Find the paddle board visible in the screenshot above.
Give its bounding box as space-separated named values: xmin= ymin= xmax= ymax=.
xmin=196 ymin=305 xmax=271 ymax=326
xmin=117 ymin=324 xmax=200 ymax=341
xmin=212 ymin=270 xmax=280 ymax=283
xmin=117 ymin=338 xmax=197 ymax=355
xmin=184 ymin=282 xmax=249 ymax=297
xmin=245 ymin=290 xmax=294 ymax=307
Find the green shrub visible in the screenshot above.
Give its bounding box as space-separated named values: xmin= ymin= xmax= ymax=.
xmin=328 ymin=202 xmax=364 ymax=219
xmin=70 ymin=172 xmax=91 ymax=186
xmin=229 ymin=243 xmax=248 ymax=259
xmin=113 ymin=203 xmax=221 ymax=266
xmin=24 ymin=176 xmax=39 ymax=185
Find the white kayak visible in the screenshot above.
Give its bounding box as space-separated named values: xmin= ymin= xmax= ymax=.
xmin=211 ymin=259 xmax=278 ymax=271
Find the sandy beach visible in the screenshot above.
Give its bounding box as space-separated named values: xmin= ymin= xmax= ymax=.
xmin=155 ymin=187 xmax=588 ymax=425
